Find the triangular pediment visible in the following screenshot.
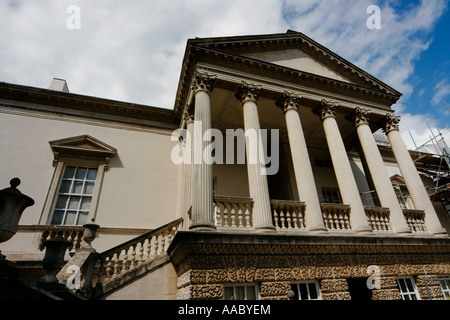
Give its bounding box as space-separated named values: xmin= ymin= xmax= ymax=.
xmin=191 ymin=30 xmax=400 ymax=95
xmin=241 ymin=48 xmax=352 ymax=83
xmin=49 ymin=135 xmax=117 ymax=157
xmin=175 ymin=30 xmax=402 ymax=116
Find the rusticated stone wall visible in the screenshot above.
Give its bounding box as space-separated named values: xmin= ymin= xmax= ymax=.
xmin=169 ymin=232 xmax=450 ymax=300
xmin=174 ymin=250 xmax=450 ymax=300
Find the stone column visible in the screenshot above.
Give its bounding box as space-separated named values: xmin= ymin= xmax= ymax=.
xmin=182 ymin=106 xmax=195 ymax=230
xmin=276 ymin=91 xmax=327 ymax=233
xmin=190 ymin=72 xmax=216 ymax=231
xmin=313 ymin=100 xmax=372 ymax=234
xmin=383 ymin=114 xmax=446 ymax=236
xmin=351 ymin=107 xmax=411 ymax=234
xmin=235 ymin=82 xmax=275 ymax=232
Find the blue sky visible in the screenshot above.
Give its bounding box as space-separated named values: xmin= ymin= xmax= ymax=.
xmin=1 ymin=0 xmax=449 ymax=150
xmin=409 ymin=8 xmax=450 ymax=115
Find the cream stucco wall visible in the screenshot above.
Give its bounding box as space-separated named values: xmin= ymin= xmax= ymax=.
xmin=105 ymin=259 xmax=178 ymax=300
xmin=0 ymin=110 xmax=179 ymax=254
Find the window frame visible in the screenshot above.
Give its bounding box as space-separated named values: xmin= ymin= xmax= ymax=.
xmin=321 ymin=188 xmax=342 ymax=204
xmin=223 ymin=283 xmax=260 ymax=300
xmin=39 ymin=135 xmax=116 ymax=226
xmin=439 ymin=278 xmax=450 ymax=300
xmin=49 ymin=165 xmax=99 ymax=226
xmin=291 ymin=281 xmax=322 ymax=300
xmin=397 ymin=277 xmax=421 ymax=300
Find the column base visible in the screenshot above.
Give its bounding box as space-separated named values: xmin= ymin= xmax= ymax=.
xmin=189 ymin=222 xmax=217 ymax=232
xmin=253 ymin=226 xmax=277 ymax=233
xmin=429 ymin=228 xmax=449 ymax=237
xmin=354 ymin=226 xmax=373 ymax=234
xmin=308 ymin=226 xmax=329 ymax=234
xmin=394 ymin=227 xmax=413 ymax=236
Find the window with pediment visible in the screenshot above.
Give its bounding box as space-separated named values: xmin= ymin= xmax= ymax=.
xmin=40 ymin=135 xmax=117 ymax=226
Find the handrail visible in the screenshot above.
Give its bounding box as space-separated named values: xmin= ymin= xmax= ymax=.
xmin=91 ymin=218 xmax=183 ymax=295
xmin=97 ymin=218 xmax=182 ymax=259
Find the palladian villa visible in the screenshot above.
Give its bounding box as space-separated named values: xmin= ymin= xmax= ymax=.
xmin=0 ymin=30 xmax=449 ymax=300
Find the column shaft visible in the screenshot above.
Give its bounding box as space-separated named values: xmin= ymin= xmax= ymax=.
xmin=277 ymin=92 xmax=327 ymax=233
xmin=181 ymin=108 xmax=194 ymax=230
xmin=236 ymin=82 xmax=275 ymax=232
xmin=384 ymin=114 xmax=446 ymax=235
xmin=315 ymin=101 xmax=372 ymax=233
xmin=353 ymin=108 xmax=410 ymax=234
xmin=190 ymin=73 xmax=216 ymax=231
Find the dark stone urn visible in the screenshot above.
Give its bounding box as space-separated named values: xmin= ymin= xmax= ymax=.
xmin=0 ymin=178 xmax=35 ymax=246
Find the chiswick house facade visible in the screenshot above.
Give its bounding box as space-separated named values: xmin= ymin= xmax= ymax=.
xmin=1 ymin=31 xmax=449 ymax=300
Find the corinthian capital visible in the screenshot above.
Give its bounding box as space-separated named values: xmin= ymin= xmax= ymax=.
xmin=313 ymin=99 xmax=338 ymax=121
xmin=191 ymin=72 xmax=216 ymax=94
xmin=352 ymin=106 xmax=371 ymax=127
xmin=235 ymin=81 xmax=262 ymax=103
xmin=276 ymin=91 xmax=302 ymax=113
xmin=383 ymin=113 xmax=400 ymax=133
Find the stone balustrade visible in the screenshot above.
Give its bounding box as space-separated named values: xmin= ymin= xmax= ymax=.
xmin=271 ymin=200 xmax=306 ymax=231
xmin=214 ymin=196 xmax=253 ymax=229
xmin=92 ymin=218 xmax=182 ymax=291
xmin=38 ymin=225 xmax=84 ymax=252
xmin=365 ymin=206 xmax=391 ymax=231
xmin=321 ymin=203 xmax=351 ymax=231
xmin=403 ymin=209 xmax=426 ymax=232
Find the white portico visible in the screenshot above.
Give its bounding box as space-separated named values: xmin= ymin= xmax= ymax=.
xmin=174 ymin=31 xmax=447 ymax=238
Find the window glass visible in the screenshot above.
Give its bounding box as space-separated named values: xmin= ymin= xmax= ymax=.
xmin=397 ymin=278 xmax=420 ymax=300
xmin=291 ymin=281 xmax=321 ymax=300
xmin=50 ymin=166 xmax=98 ymax=226
xmin=223 ymin=284 xmax=258 ymax=300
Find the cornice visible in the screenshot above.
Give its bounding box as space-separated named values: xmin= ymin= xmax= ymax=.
xmin=168 ymin=231 xmax=450 ymax=266
xmin=0 ymin=82 xmax=178 ymax=129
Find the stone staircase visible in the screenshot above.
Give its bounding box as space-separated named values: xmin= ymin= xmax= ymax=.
xmin=57 ymin=218 xmax=183 ymax=299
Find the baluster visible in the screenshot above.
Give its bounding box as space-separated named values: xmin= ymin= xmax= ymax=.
xmin=298 ymin=206 xmax=305 ymax=229
xmin=384 ymin=213 xmax=390 ymax=231
xmin=373 ymin=213 xmax=379 ymax=231
xmin=105 ymin=256 xmax=113 ymax=280
xmin=216 ymin=203 xmax=223 ymax=228
xmin=122 ymin=248 xmax=129 ymax=273
xmin=280 ymin=206 xmax=286 ymax=230
xmin=113 ymin=252 xmax=121 ymax=278
xmin=222 ymin=203 xmax=229 ymax=228
xmin=230 ymin=202 xmax=237 ymax=228
xmin=322 ymin=210 xmax=328 ymax=229
xmin=151 ymin=235 xmax=158 ymax=258
xmin=129 ymin=244 xmax=137 ymax=268
xmin=367 ymin=211 xmax=373 ymax=230
xmin=158 ymin=233 xmax=165 ymax=255
xmin=273 ymin=205 xmax=280 ymax=229
xmin=286 ymin=206 xmax=292 ymax=229
xmin=379 ymin=213 xmax=385 ymax=231
xmin=292 ymin=206 xmax=299 ymax=230
xmin=244 ymin=203 xmax=252 ymax=229
xmin=237 ymin=203 xmax=244 ymax=228
xmin=135 ymin=243 xmax=141 ymax=266
xmin=345 ymin=209 xmax=351 ymax=229
xmin=331 ymin=208 xmax=337 ymax=230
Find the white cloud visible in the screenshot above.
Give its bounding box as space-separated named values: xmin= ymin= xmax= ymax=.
xmin=432 ymin=79 xmax=450 ymax=106
xmin=1 ymin=0 xmax=449 ymax=151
